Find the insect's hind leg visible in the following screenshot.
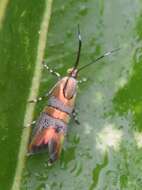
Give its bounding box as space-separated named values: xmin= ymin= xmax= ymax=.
xmin=25 ymin=120 xmax=36 ymax=128
xmin=72 ymin=109 xmax=80 ymax=125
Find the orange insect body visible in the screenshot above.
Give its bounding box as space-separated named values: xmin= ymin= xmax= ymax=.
xmin=28 ymin=71 xmax=78 ymax=164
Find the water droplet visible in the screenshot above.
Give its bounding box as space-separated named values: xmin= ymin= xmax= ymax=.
xmin=66 ymin=30 xmax=72 ymax=38
xmin=49 ymin=43 xmax=55 ymax=48
xmin=36 ymin=183 xmax=51 ymax=190
xmin=79 ymin=5 xmax=88 ymax=16
xmin=20 ymin=10 xmax=26 ymax=17
xmin=135 ymin=47 xmax=142 ymax=63
xmin=60 ymin=5 xmax=65 ymax=13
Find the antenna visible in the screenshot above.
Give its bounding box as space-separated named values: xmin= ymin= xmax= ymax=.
xmin=74 ymin=24 xmax=82 ymax=69
xmin=77 ymin=47 xmax=121 ymax=72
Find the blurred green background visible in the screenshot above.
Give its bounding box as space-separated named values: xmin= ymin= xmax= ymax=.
xmin=0 ymin=0 xmax=142 ymax=189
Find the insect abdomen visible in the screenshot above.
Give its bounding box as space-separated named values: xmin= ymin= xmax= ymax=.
xmin=43 ymin=106 xmax=70 ymax=124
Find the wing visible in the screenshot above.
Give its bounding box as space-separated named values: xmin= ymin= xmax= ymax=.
xmin=31 ymin=112 xmax=51 ymax=137
xmin=28 ymin=127 xmax=64 ymax=164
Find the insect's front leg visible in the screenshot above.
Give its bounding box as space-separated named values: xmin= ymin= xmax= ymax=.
xmin=42 ymin=60 xmax=61 ymax=79
xmin=72 ymin=109 xmax=80 ymax=125
xmin=78 ymin=77 xmax=87 ymax=84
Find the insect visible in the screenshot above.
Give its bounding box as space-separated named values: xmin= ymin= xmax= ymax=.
xmin=28 ymin=25 xmax=120 ymax=165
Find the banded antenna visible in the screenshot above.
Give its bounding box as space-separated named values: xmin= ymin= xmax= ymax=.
xmin=74 ymin=24 xmax=82 ymax=69
xmin=78 ymin=47 xmax=121 ymax=73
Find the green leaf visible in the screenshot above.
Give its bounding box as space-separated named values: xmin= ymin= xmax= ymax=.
xmin=1 ymin=0 xmax=142 ymax=190
xmin=0 ymin=0 xmax=53 ymax=189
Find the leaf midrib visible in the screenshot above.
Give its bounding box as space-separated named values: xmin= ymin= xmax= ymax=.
xmin=11 ymin=0 xmax=53 ymax=189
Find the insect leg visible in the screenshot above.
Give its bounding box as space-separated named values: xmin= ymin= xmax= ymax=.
xmin=28 ymin=93 xmax=50 ymax=103
xmin=25 ymin=120 xmax=36 ymax=127
xmin=72 ymin=109 xmax=80 ymax=125
xmin=42 ymin=60 xmax=61 ymax=79
xmin=78 ymin=78 xmax=87 ymax=84
xmin=28 ymin=83 xmax=58 ymax=103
